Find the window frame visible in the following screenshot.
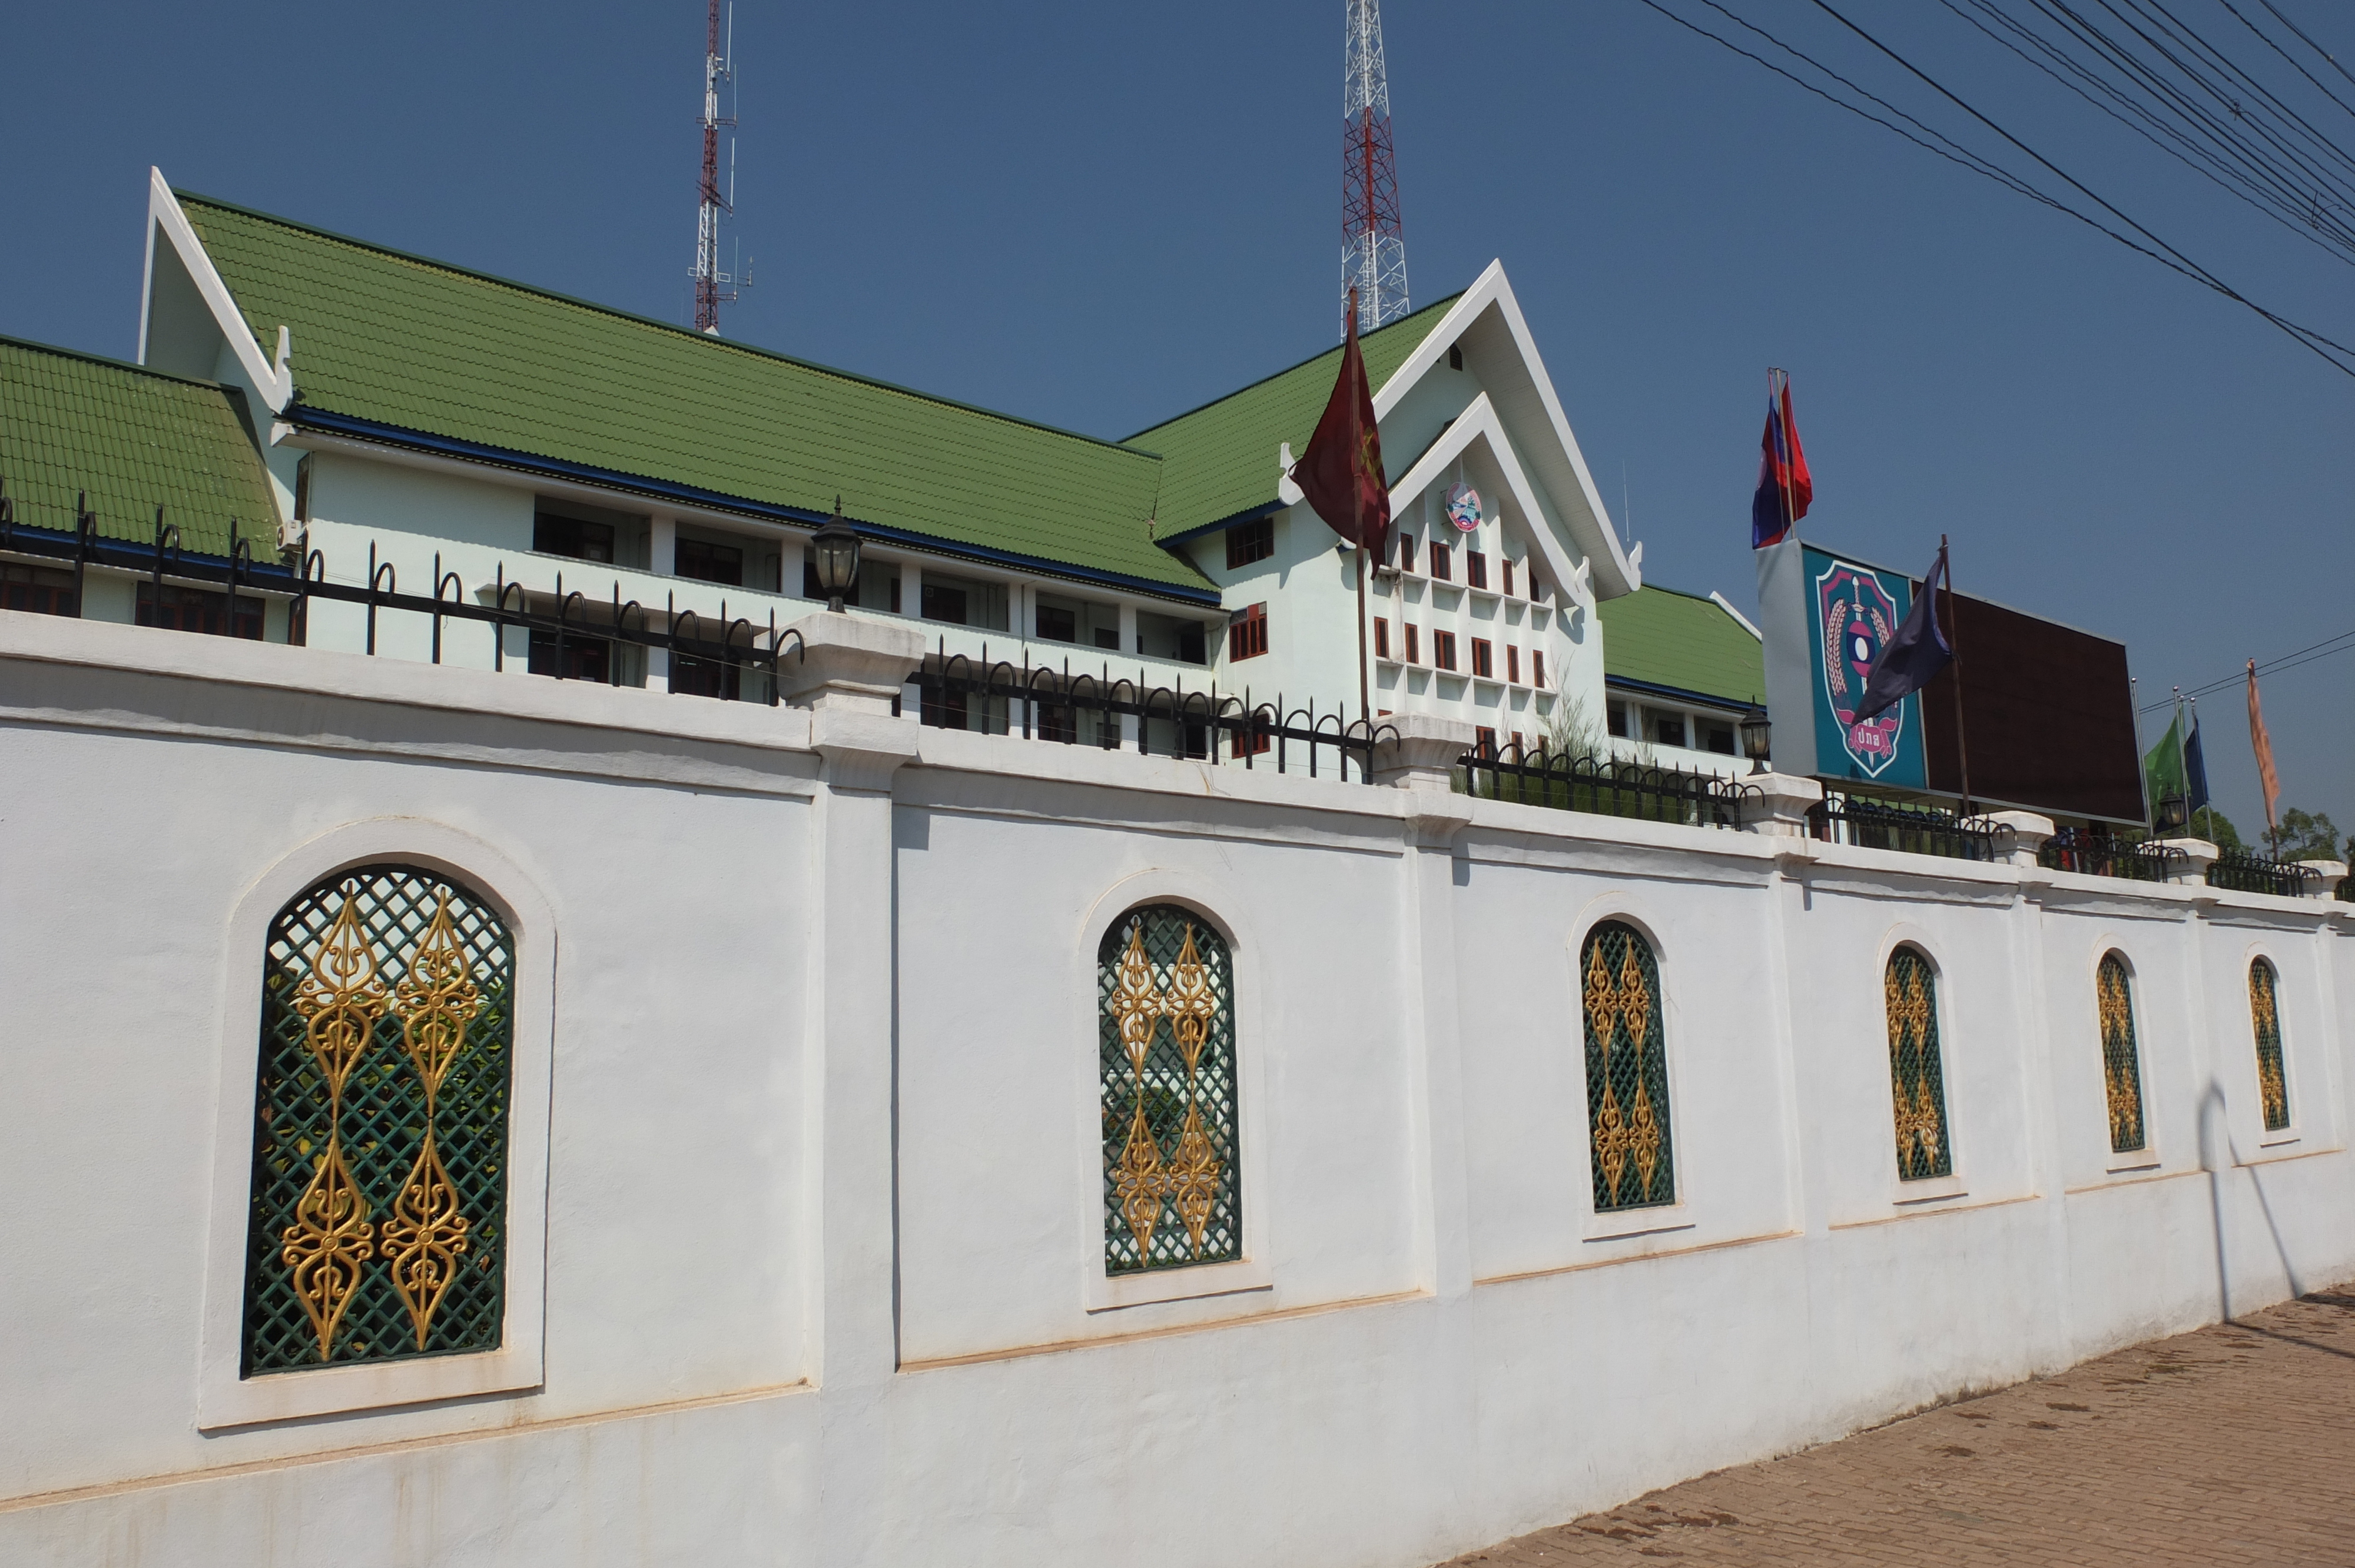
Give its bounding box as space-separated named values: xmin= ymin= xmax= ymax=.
xmin=1229 ymin=602 xmax=1269 ymax=661
xmin=1471 ymin=639 xmax=1494 ymax=680
xmin=2094 ymin=949 xmax=2155 ymax=1165
xmin=1428 ymin=540 xmax=1452 ymax=582
xmin=1881 ymin=939 xmax=1964 ymax=1201
xmin=1074 ymin=877 xmax=1270 ymax=1314
xmin=1532 ymin=650 xmax=1546 ymax=689
xmin=1432 ymin=630 xmax=1458 ymax=672
xmin=1372 ymin=617 xmax=1390 ymax=660
xmin=1572 ymin=912 xmax=1692 ymax=1241
xmin=197 ymin=819 xmax=555 ymax=1430
xmin=2248 ymin=952 xmax=2296 ymax=1142
xmin=1404 ymin=624 xmax=1421 ymax=665
xmin=1225 ymin=516 xmax=1275 ymax=571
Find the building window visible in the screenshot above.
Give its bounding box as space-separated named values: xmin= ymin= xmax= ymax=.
xmin=1607 ymin=699 xmax=1628 ymax=738
xmin=1532 ymin=650 xmax=1546 ymax=688
xmin=1432 ymin=630 xmax=1457 ymax=670
xmin=1229 ymin=602 xmax=1269 ymax=660
xmin=138 ymin=583 xmax=264 ymax=639
xmin=677 ymin=537 xmax=744 ymax=587
xmin=1467 ymin=551 xmax=1488 ymax=590
xmin=1037 ymin=604 xmax=1078 ymax=643
xmin=243 ymin=865 xmax=515 ymax=1373
xmin=1100 ymin=905 xmax=1240 ymax=1274
xmin=1502 ymin=559 xmax=1515 ymax=597
xmin=1397 ymin=534 xmax=1417 ymax=573
xmin=1373 ymin=618 xmax=1390 ymax=659
xmin=1581 ymin=921 xmax=1674 ymax=1211
xmin=1507 ymin=646 xmax=1521 ymax=684
xmin=2 ymin=564 xmax=75 ymax=616
xmin=1404 ymin=624 xmax=1421 ymax=664
xmin=534 ymin=512 xmax=614 ymax=563
xmin=2097 ymin=954 xmax=2147 ymax=1154
xmin=526 ymin=629 xmax=609 ymax=682
xmin=1699 ymin=719 xmax=1737 ymax=756
xmin=1475 ymin=725 xmax=1497 ymax=756
xmin=1884 ymin=946 xmax=1954 ymax=1180
xmin=1471 ymin=639 xmax=1493 ymax=679
xmin=1429 ymin=540 xmax=1452 ymax=582
xmin=1226 ymin=517 xmax=1275 ymax=570
xmin=921 ymin=582 xmax=968 ymax=624
xmin=2250 ymin=958 xmax=2288 ymax=1131
xmin=1645 ymin=709 xmax=1687 ymax=749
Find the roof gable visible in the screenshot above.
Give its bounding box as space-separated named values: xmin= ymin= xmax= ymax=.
xmin=1122 ymin=297 xmax=1458 ymax=538
xmin=165 ymin=185 xmax=1206 ymax=597
xmin=0 ymin=335 xmax=277 ymax=557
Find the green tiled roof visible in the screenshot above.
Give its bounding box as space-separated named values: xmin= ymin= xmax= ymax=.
xmin=1 ymin=335 xmax=276 ymax=557
xmin=175 ymin=192 xmax=1205 ymax=596
xmin=1598 ymin=585 xmax=1764 ymax=708
xmin=1123 ymin=297 xmax=1460 ymax=539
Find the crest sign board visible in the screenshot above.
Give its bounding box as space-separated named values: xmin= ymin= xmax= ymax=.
xmin=1755 ymin=540 xmax=1929 ymax=791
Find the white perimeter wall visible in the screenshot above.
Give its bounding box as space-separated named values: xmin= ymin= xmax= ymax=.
xmin=1 ymin=609 xmax=2350 ymax=1567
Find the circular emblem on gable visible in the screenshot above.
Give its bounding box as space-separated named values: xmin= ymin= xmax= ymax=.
xmin=1444 ymin=481 xmax=1482 ymax=533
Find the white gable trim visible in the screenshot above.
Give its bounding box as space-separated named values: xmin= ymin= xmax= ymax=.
xmin=140 ymin=168 xmax=292 ymax=412
xmin=1385 ymin=393 xmax=1593 ymax=610
xmin=1374 ymin=261 xmax=1638 ymax=598
xmin=1710 ymin=590 xmax=1763 ymax=640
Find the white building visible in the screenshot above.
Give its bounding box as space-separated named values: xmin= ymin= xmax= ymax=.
xmin=39 ymin=171 xmax=1647 ymax=749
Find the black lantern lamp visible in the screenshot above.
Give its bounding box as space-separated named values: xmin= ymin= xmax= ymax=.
xmin=2154 ymin=793 xmax=2189 ymax=834
xmin=811 ymin=495 xmax=860 ymax=613
xmin=1738 ymin=705 xmax=1772 ymax=775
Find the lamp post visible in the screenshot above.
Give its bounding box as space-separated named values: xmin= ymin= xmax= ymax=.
xmin=1739 ymin=705 xmax=1772 ymax=775
xmin=811 ymin=495 xmax=860 ymax=613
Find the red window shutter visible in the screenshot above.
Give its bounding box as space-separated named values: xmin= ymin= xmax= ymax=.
xmin=1373 ymin=618 xmax=1390 ymax=659
xmin=1472 ymin=639 xmax=1492 ymax=679
xmin=1533 ymin=650 xmax=1547 ymax=688
xmin=1405 ymin=624 xmax=1421 ymax=663
xmin=1507 ymin=646 xmax=1521 ymax=683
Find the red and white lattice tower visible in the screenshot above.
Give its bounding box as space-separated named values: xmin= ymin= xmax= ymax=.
xmin=691 ymin=0 xmax=744 ymax=334
xmin=1341 ymin=0 xmax=1408 ymax=335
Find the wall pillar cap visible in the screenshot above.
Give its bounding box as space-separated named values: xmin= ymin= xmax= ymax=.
xmin=810 ymin=706 xmax=920 ymax=792
xmin=2295 ymin=859 xmax=2349 ymax=899
xmin=1983 ymin=809 xmax=2056 ymax=868
xmin=1372 ymin=712 xmax=1480 ymax=792
xmin=1742 ymin=770 xmax=1823 ymax=838
xmin=781 ymin=611 xmax=926 ymax=715
xmin=2150 ymin=836 xmax=2221 ymax=886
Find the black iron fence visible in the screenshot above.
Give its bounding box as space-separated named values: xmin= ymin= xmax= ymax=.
xmin=0 ymin=497 xmax=803 ymax=702
xmin=1458 ymin=743 xmax=1757 ymax=829
xmin=2207 ymin=849 xmax=2322 ymax=898
xmin=915 ymin=646 xmax=1392 ymax=782
xmin=2038 ymin=828 xmax=2186 ymax=883
xmin=1809 ymin=793 xmax=2010 ymax=862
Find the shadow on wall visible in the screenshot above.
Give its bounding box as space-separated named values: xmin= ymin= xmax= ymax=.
xmin=2200 ymin=1080 xmax=2303 ymax=1321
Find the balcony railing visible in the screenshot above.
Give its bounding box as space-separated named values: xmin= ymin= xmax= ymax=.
xmin=2038 ymin=828 xmax=2185 ymax=883
xmin=1457 ymin=744 xmax=1757 ymax=829
xmin=1809 ymin=793 xmax=2009 ymax=862
xmin=2207 ymin=849 xmax=2322 ymax=899
xmin=915 ymin=645 xmax=1390 ymax=782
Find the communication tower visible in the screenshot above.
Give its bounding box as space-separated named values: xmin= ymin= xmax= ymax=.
xmin=1341 ymin=0 xmax=1408 ymax=335
xmin=692 ymin=0 xmax=747 ymax=334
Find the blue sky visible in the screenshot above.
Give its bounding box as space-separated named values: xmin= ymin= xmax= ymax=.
xmin=3 ymin=1 xmax=2348 ymax=841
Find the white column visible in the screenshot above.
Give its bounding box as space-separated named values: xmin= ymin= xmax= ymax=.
xmin=1117 ymin=601 xmax=1142 ymax=747
xmin=646 ymin=515 xmax=678 ymax=692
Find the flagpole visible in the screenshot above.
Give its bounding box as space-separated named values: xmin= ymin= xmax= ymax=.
xmin=2174 ymin=688 xmax=2190 ymax=838
xmin=1941 ymin=535 xmax=1973 ymax=818
xmin=1350 ymin=286 xmax=1371 ymax=729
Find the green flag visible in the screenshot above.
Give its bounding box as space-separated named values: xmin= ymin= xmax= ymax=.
xmin=2143 ymin=710 xmax=2185 ymax=815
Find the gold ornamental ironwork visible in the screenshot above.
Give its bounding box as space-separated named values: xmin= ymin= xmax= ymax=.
xmin=384 ymin=892 xmax=482 ymax=1348
xmin=281 ymin=895 xmax=389 ymax=1361
xmin=2250 ymin=961 xmax=2289 ymax=1131
xmin=2097 ymin=956 xmax=2145 ymax=1152
xmin=1105 ymin=918 xmax=1227 ymax=1263
xmin=1583 ymin=926 xmax=1666 ymax=1207
xmin=1884 ymin=951 xmax=1952 ymax=1180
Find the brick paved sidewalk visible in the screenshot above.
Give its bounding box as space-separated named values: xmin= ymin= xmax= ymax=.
xmin=1440 ymin=1286 xmax=2355 ymax=1566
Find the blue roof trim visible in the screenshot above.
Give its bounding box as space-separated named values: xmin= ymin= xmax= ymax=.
xmin=287 ymin=406 xmax=1225 ymax=609
xmin=1606 ymin=673 xmax=1760 ymax=712
xmin=1156 ymin=497 xmax=1286 ymax=552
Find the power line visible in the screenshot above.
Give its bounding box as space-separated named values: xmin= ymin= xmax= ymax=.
xmin=2140 ymin=624 xmax=2355 ymax=709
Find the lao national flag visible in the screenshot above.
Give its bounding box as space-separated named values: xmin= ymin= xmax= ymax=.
xmin=1751 ymin=378 xmax=1812 ymax=548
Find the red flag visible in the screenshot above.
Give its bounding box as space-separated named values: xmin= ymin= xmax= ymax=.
xmin=2247 ymin=659 xmax=2280 ymax=833
xmin=1289 ymin=310 xmax=1389 ymax=553
xmin=1749 ymin=374 xmax=1813 ymax=548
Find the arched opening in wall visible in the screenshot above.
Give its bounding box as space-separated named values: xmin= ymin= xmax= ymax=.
xmin=2249 ymin=958 xmax=2290 ymax=1132
xmin=1098 ymin=904 xmax=1241 ymax=1274
xmin=2096 ymin=953 xmax=2148 ymax=1154
xmin=1579 ymin=920 xmax=1674 ymax=1211
xmin=1883 ymin=945 xmax=1955 ymax=1181
xmin=241 ymin=865 xmax=516 ymax=1374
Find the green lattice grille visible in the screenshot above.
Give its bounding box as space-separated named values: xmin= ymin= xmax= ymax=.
xmin=1581 ymin=922 xmax=1675 ymax=1211
xmin=2251 ymin=959 xmax=2290 ymax=1132
xmin=242 ymin=865 xmax=515 ymax=1374
xmin=1099 ymin=905 xmax=1242 ymax=1274
xmin=2097 ymin=955 xmax=2147 ymax=1154
xmin=1885 ymin=946 xmax=1954 ymax=1181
